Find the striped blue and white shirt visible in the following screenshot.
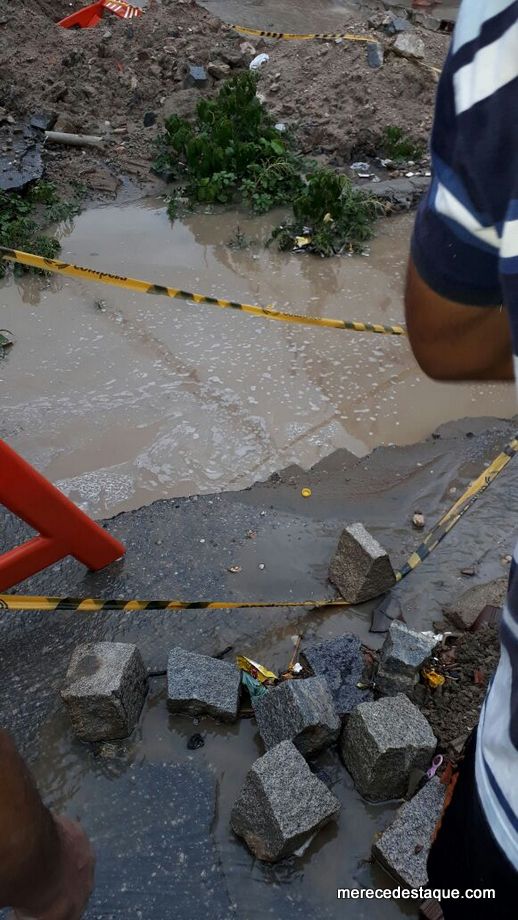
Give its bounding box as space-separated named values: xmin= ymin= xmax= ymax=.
xmin=411 ymin=0 xmax=518 ymax=872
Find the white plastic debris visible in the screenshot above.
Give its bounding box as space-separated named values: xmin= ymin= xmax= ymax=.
xmin=351 ymin=161 xmax=370 ymax=172
xmin=249 ymin=53 xmax=269 ymax=71
xmin=275 ymin=122 xmax=287 ymax=133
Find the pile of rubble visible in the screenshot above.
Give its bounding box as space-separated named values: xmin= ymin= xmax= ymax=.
xmin=59 ymin=522 xmax=457 ymax=889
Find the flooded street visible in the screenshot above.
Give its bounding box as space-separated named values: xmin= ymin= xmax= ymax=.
xmin=0 ymin=201 xmax=513 ymax=517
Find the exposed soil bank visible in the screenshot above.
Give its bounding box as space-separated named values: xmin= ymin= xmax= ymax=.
xmin=0 ymin=0 xmax=449 ymax=196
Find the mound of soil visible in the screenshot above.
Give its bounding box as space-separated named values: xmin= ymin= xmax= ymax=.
xmin=0 ymin=0 xmax=449 ymax=197
xmin=414 ymin=627 xmax=501 ymax=762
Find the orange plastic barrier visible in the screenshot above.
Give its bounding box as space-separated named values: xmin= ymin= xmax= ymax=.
xmin=58 ymin=1 xmax=105 ymax=28
xmin=0 ymin=440 xmax=125 ymax=591
xmin=58 ymin=0 xmax=143 ymax=28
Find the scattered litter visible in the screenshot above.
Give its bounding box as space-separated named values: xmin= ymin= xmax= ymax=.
xmin=187 ymin=732 xmax=205 ymax=750
xmin=294 ymin=235 xmax=311 ymax=249
xmin=426 ymin=754 xmax=443 ymax=779
xmin=412 ymin=511 xmax=425 ymax=530
xmin=239 ymin=41 xmax=256 ymax=55
xmin=274 ymin=122 xmax=287 ymax=133
xmin=249 ymin=53 xmax=269 ymax=71
xmin=0 ymin=329 xmax=14 ymax=352
xmin=245 ymin=529 xmax=256 ymax=539
xmin=461 ymin=566 xmax=477 ymax=577
xmin=421 ymin=667 xmax=445 ymax=689
xmin=406 ymin=171 xmax=415 ymax=178
xmin=351 ymin=161 xmax=370 ymax=172
xmin=258 ymin=562 xmax=265 ymax=570
xmin=241 ymin=670 xmax=268 ymax=700
xmin=285 ymin=634 xmax=303 ymax=676
xmin=501 ymin=554 xmax=513 ymax=565
xmin=301 ymin=487 xmax=312 ymax=498
xmin=236 ymin=655 xmax=277 ymax=684
xmin=228 ymin=565 xmax=242 ymax=574
xmin=473 ymin=668 xmax=485 ymax=686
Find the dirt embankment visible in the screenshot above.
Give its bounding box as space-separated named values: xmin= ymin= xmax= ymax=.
xmin=0 ymin=0 xmax=449 ymax=197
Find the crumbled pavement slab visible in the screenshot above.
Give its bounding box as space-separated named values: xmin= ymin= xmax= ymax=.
xmin=253 ymin=676 xmax=340 ymax=755
xmin=329 ymin=523 xmax=396 ymax=604
xmin=61 ymin=642 xmax=148 ymax=742
xmin=167 ymin=646 xmax=241 ymax=722
xmin=341 ymin=694 xmax=436 ymax=800
xmin=444 ymin=577 xmax=509 ymax=630
xmin=230 ymin=740 xmax=341 ymax=861
xmin=372 ymin=776 xmax=446 ymax=888
xmin=301 ymin=634 xmax=373 ymax=717
xmin=78 ymin=761 xmax=235 ymax=919
xmin=376 ymin=621 xmax=439 ymax=696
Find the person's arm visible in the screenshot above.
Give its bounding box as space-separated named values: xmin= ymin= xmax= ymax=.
xmin=0 ymin=730 xmax=94 ymax=919
xmin=405 ymin=256 xmax=514 ymax=382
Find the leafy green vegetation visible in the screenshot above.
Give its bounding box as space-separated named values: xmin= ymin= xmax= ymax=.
xmin=381 ymin=125 xmax=424 ymax=162
xmin=0 ymin=182 xmax=83 ymax=278
xmin=270 ymin=170 xmax=381 ymax=257
xmin=227 ymin=225 xmax=251 ymax=250
xmin=156 ymin=72 xmax=384 ymax=256
xmin=155 ymin=72 xmax=303 ymax=213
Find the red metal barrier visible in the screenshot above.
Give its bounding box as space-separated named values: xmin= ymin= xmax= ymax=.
xmin=0 ymin=440 xmax=125 ymax=591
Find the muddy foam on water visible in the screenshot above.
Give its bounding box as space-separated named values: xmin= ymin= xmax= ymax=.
xmin=0 ymin=200 xmax=513 ymax=518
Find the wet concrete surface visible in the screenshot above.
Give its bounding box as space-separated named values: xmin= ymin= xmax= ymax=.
xmin=1 ymin=416 xmax=517 ymax=918
xmin=1 ymin=201 xmax=514 ymax=518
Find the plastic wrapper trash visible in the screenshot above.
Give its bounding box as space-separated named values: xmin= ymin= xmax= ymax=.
xmin=241 ymin=671 xmax=268 ymax=700
xmin=236 ymin=655 xmax=277 ymax=684
xmin=249 ymin=53 xmax=269 ymax=70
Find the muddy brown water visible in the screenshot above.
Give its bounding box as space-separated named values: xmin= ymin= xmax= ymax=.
xmin=0 ymin=202 xmax=514 ymax=518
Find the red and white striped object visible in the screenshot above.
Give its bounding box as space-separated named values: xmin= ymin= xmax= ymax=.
xmin=102 ymin=0 xmax=143 ymax=19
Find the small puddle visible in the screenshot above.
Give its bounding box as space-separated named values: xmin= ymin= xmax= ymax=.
xmin=1 ymin=199 xmax=514 ymax=517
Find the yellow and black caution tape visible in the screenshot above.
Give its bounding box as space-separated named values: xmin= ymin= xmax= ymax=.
xmin=396 ymin=434 xmax=518 ymax=579
xmin=1 ymin=434 xmax=516 ymax=612
xmin=233 ymin=23 xmax=442 ymax=76
xmin=0 ymin=247 xmax=406 ymax=336
xmin=232 ymin=24 xmax=372 ymax=43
